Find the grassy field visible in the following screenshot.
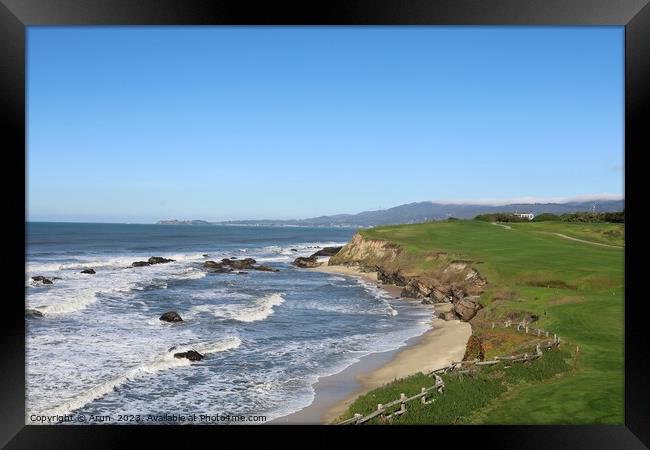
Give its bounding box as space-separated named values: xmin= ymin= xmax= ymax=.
xmin=340 ymin=219 xmax=624 ymax=424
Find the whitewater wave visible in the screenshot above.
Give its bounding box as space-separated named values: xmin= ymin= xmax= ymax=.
xmin=189 ymin=293 xmax=285 ymax=323
xmin=26 ymin=265 xmax=207 ymax=316
xmin=34 ymin=336 xmax=241 ymax=420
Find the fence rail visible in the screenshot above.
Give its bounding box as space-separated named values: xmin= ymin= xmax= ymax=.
xmin=337 ymin=320 xmax=563 ymax=425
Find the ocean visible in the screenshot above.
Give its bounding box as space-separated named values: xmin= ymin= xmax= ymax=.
xmin=25 ymin=222 xmax=433 ymax=424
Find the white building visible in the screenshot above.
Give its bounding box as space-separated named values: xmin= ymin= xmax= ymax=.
xmin=513 ymin=212 xmax=535 ymax=221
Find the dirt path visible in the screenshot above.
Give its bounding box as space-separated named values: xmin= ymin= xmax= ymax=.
xmin=490 ymin=222 xmax=512 ymax=230
xmin=548 ymin=233 xmax=624 ymax=249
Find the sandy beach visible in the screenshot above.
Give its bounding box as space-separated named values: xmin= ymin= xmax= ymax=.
xmin=273 ymin=263 xmax=471 ymax=424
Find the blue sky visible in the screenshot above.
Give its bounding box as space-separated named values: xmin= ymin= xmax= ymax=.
xmin=27 ymin=27 xmax=624 ymax=223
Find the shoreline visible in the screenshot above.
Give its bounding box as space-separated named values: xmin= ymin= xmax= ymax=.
xmin=271 ymin=263 xmax=471 ymax=424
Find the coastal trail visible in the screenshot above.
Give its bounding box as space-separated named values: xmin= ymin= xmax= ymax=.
xmin=490 ymin=222 xmax=512 ymax=230
xmin=544 ymin=232 xmax=624 ymax=249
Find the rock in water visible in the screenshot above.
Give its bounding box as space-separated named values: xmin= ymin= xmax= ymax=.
xmin=310 ymin=246 xmax=343 ymax=257
xmin=132 ymin=261 xmax=151 ymax=267
xmin=148 ymin=256 xmax=175 ymax=265
xmin=173 ymin=350 xmax=204 ymax=361
xmin=222 ymin=258 xmax=256 ymax=270
xmin=26 ymin=308 xmax=44 ymax=318
xmin=251 ymin=265 xmax=279 ymax=272
xmin=159 ymin=311 xmax=183 ymax=322
xmin=32 ymin=276 xmax=53 ymax=284
xmin=291 ymin=256 xmax=321 ymax=268
xmin=80 ymin=268 xmax=96 ymax=274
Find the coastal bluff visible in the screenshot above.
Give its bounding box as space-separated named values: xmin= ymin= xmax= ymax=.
xmin=328 ymin=233 xmax=486 ymax=322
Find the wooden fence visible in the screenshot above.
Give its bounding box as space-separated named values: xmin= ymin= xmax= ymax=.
xmin=337 ymin=320 xmax=562 ymax=425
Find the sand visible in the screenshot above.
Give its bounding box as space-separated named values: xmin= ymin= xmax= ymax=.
xmin=271 ymin=263 xmax=471 ymax=424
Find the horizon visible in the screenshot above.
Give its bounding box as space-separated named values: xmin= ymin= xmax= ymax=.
xmin=27 ymin=27 xmax=624 ymax=223
xmin=26 ymin=193 xmax=624 ymax=224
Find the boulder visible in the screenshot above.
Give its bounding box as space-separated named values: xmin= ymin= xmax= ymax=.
xmin=132 ymin=261 xmax=150 ymax=267
xmin=290 ymin=248 xmax=298 ymax=252
xmin=159 ymin=311 xmax=183 ymax=322
xmin=173 ymin=350 xmax=204 ymax=361
xmin=236 ymin=271 xmax=248 ymax=275
xmin=202 ymin=254 xmax=210 ymax=257
xmin=31 ymin=276 xmax=53 ymax=284
xmin=80 ymin=269 xmax=96 ymax=274
xmin=292 ymin=256 xmax=321 ymax=268
xmin=252 ymin=265 xmax=279 ymax=272
xmin=401 ymin=279 xmax=432 ymax=299
xmin=148 ymin=256 xmax=175 ymax=265
xmin=453 ymin=297 xmax=482 ymax=321
xmin=310 ymin=246 xmax=343 ymax=257
xmin=440 ymin=311 xmax=458 ymax=321
xmin=25 ymin=308 xmax=44 ymax=318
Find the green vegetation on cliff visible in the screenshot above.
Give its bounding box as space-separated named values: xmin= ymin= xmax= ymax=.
xmin=336 ymin=220 xmax=624 ymax=424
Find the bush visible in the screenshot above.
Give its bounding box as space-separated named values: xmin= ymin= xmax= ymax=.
xmin=560 ymin=211 xmax=624 ymax=223
xmin=532 ymin=213 xmax=560 ymax=222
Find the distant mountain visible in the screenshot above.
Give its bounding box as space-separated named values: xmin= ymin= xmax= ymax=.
xmin=159 ymin=199 xmax=624 ymax=228
xmin=157 ymin=219 xmax=211 ymax=225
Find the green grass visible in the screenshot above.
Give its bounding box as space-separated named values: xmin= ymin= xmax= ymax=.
xmin=338 ymin=348 xmax=572 ymax=425
xmin=342 ymin=220 xmax=624 ymax=424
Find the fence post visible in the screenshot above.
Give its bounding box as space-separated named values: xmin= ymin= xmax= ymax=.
xmin=525 ymin=326 xmax=529 ymax=333
xmin=538 ymin=329 xmax=541 ymax=336
xmin=492 ymin=322 xmax=495 ymax=329
xmin=353 ymin=413 xmax=362 ymax=424
xmin=546 ymin=331 xmax=549 ymax=337
xmin=399 ymin=393 xmax=407 ymax=415
xmin=421 ymin=387 xmax=427 ymax=405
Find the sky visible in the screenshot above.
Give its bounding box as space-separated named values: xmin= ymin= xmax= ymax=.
xmin=27 ymin=26 xmax=624 ymax=223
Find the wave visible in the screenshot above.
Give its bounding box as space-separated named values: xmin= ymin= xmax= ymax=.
xmin=34 ymin=336 xmax=241 ymax=420
xmin=189 ymin=293 xmax=285 ymax=323
xmin=26 ymin=264 xmax=207 ymax=316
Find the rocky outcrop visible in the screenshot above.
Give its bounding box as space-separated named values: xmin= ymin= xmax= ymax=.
xmin=377 ymin=268 xmax=408 ymax=286
xmin=401 ymin=279 xmax=433 ymax=298
xmin=328 ymin=233 xmax=488 ymax=322
xmin=132 ymin=256 xmax=175 ymax=267
xmin=173 ymin=350 xmax=204 ymax=361
xmin=159 ymin=311 xmax=183 ymax=322
xmin=292 ymin=256 xmax=322 ymax=268
xmin=80 ymin=269 xmax=96 ymax=274
xmin=32 ymin=276 xmax=53 ymax=285
xmin=311 ymin=246 xmax=343 ymax=257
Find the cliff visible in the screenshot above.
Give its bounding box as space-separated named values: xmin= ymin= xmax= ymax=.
xmin=328 ymin=232 xmax=487 ymax=321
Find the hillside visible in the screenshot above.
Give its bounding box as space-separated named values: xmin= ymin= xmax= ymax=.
xmin=329 ymin=219 xmax=624 ymax=424
xmin=158 ymin=199 xmax=624 ymax=227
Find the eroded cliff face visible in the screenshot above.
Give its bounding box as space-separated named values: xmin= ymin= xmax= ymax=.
xmin=328 ymin=233 xmax=487 ymax=322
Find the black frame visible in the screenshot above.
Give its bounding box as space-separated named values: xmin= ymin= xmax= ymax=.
xmin=2 ymin=0 xmax=647 ymax=448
